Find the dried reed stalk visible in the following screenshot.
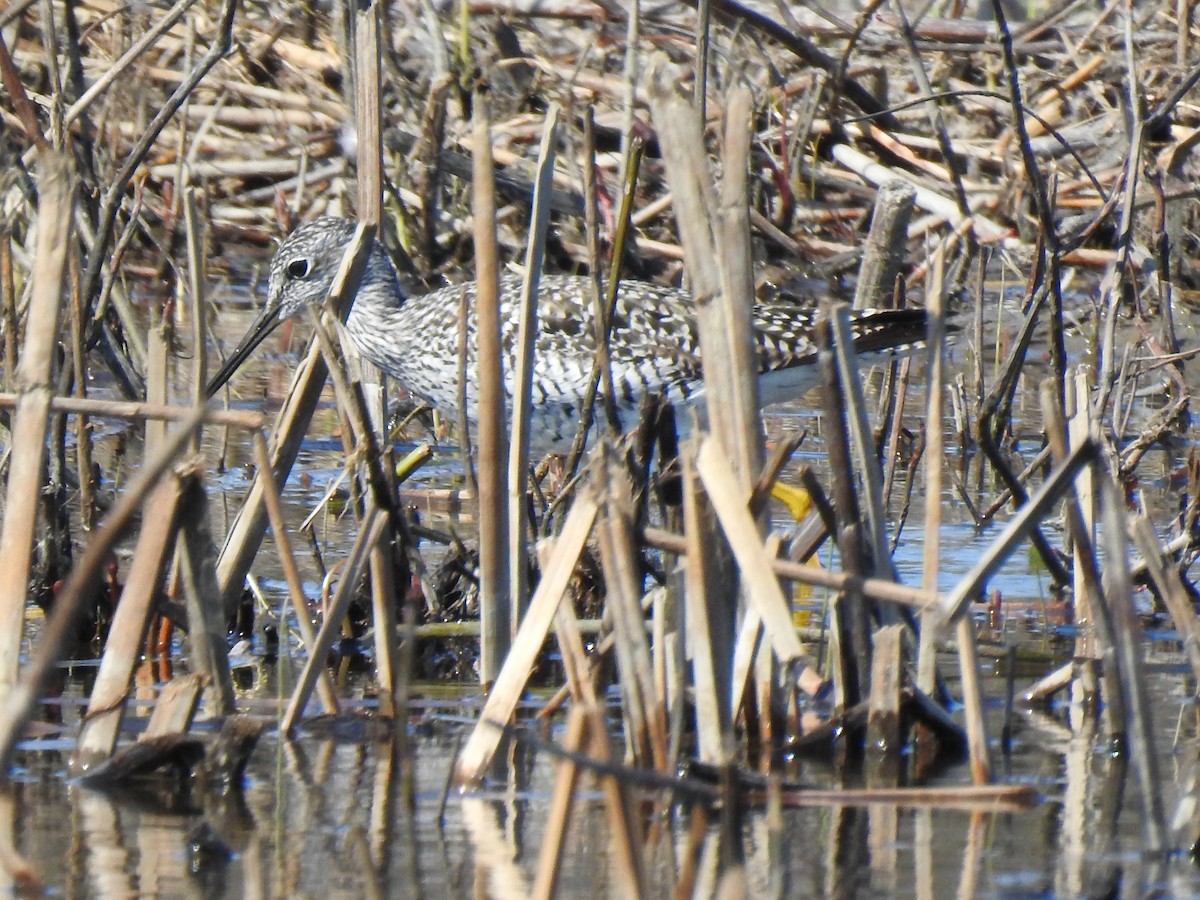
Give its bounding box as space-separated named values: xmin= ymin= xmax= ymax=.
xmin=563 ymin=138 xmax=644 ymax=475
xmin=0 ymin=393 xmax=262 ymax=428
xmin=815 ymin=306 xmax=869 ymax=708
xmin=695 ymin=438 xmax=824 ymax=697
xmin=142 ymin=674 xmax=205 ymax=739
xmin=682 ymin=449 xmax=733 ymax=762
xmin=1096 ymin=474 xmax=1167 ymax=852
xmin=917 ymin=244 xmax=946 ymax=694
xmin=866 ymin=624 xmax=904 ymax=779
xmin=530 ymin=703 xmax=587 ymax=900
xmin=144 ymin=306 xmax=169 ymax=457
xmin=596 ymin=453 xmax=668 ymax=772
xmin=649 ymin=78 xmax=762 ymax=738
xmin=0 ymin=154 xmax=72 ymax=692
xmin=585 ymin=703 xmax=647 ymax=895
xmin=175 ymin=471 xmax=235 ymax=715
xmin=353 ymin=0 xmax=402 ymax=720
xmin=508 ymin=104 xmax=560 ymax=622
xmin=854 ymin=181 xmax=915 ymax=310
xmin=282 ymin=502 xmax=389 ymax=735
xmin=955 ymin=615 xmax=992 ymax=784
xmin=252 ymin=433 xmax=338 ymax=713
xmin=0 ymin=227 xmax=14 ymax=389
xmin=471 ymin=89 xmax=511 ymax=686
xmin=642 ymin=526 xmax=937 ymax=610
xmin=1068 ymin=368 xmax=1100 ymax=676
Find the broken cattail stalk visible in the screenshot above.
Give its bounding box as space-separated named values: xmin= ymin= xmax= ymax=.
xmin=695 ymin=438 xmax=825 ymax=697
xmin=854 ymin=180 xmax=916 ymax=310
xmin=650 ymin=80 xmax=761 ymax=731
xmin=642 ymin=525 xmax=937 ymax=610
xmin=867 ymin=624 xmax=905 ymax=782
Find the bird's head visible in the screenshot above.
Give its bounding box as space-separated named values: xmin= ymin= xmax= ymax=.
xmin=207 ymin=217 xmax=395 ymax=397
xmin=266 ymin=216 xmax=360 ymax=321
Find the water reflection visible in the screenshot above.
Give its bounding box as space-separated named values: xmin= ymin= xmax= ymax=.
xmin=4 ymin=708 xmax=1199 ymax=897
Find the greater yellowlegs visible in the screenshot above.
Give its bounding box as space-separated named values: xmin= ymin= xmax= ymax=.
xmin=208 ymin=216 xmax=929 ymax=449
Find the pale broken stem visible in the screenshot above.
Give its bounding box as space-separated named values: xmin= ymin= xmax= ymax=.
xmin=694 ymin=437 xmax=825 ymax=697
xmin=457 ymin=489 xmax=600 ymax=784
xmin=282 ymin=503 xmax=388 ymax=735
xmin=252 ymin=432 xmax=339 ymax=714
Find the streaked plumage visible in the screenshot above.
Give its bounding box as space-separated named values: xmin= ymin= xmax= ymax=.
xmin=208 ymin=217 xmax=929 ymax=450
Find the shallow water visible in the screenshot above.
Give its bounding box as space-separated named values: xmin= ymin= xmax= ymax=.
xmin=9 ymin=275 xmax=1200 ymax=897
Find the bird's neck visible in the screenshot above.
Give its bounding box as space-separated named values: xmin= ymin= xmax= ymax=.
xmin=344 ymin=282 xmax=467 ymax=415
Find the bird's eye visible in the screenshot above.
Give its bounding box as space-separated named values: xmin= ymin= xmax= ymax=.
xmin=286 ymin=258 xmax=310 ymax=279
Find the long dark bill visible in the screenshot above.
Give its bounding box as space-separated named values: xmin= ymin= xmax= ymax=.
xmin=205 ymin=297 xmax=286 ymax=397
